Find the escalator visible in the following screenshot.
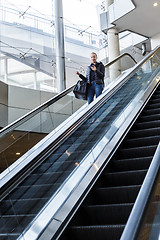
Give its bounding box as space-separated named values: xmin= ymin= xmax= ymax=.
xmin=59 ymin=83 xmax=160 ymax=240
xmin=1 ymin=47 xmax=160 ymax=240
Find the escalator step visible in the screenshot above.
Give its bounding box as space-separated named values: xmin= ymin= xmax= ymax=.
xmin=135 ymin=120 xmax=160 ymax=130
xmin=139 ymin=113 xmax=160 ymax=122
xmin=102 ymin=170 xmax=147 ymax=187
xmin=130 ymin=128 xmax=160 ymax=138
xmin=149 ymin=98 xmax=160 ymax=104
xmin=118 ymin=145 xmax=157 ymax=158
xmin=124 ymin=135 xmax=160 ymax=147
xmin=146 ymin=102 xmax=160 ymax=109
xmin=0 ymin=215 xmax=34 ymax=234
xmin=110 ymin=157 xmax=152 ymax=172
xmin=65 ymin=225 xmax=125 ymax=240
xmin=150 ymin=93 xmax=160 ymax=99
xmin=142 ymin=108 xmax=160 ymax=115
xmin=88 ymin=185 xmax=141 ymax=205
xmin=73 ymin=203 xmax=133 ymax=225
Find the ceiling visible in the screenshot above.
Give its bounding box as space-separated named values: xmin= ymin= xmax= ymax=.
xmin=112 ymin=0 xmax=160 ymax=38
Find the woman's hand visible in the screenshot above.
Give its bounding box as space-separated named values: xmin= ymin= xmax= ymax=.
xmin=91 ymin=65 xmax=96 ymax=71
xmin=76 ymin=71 xmax=80 ymax=76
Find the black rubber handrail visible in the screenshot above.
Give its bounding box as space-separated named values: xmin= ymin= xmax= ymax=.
xmin=104 ymin=52 xmax=137 ymax=67
xmin=0 ymin=52 xmax=137 ymax=139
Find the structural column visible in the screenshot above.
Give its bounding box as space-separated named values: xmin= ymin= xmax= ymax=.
xmin=105 ymin=0 xmax=121 ymax=82
xmin=4 ymin=57 xmax=8 ymax=83
xmin=33 ymin=71 xmax=38 ymax=90
xmin=108 ymin=28 xmax=121 ymax=81
xmin=54 ymin=0 xmax=66 ymax=92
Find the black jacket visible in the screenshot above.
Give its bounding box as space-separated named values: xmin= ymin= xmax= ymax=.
xmin=79 ymin=61 xmax=105 ymax=86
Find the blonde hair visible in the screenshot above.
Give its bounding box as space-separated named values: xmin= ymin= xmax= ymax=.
xmin=91 ymin=52 xmax=97 ymax=58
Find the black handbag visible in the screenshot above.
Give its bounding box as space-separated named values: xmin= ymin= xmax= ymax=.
xmin=73 ymin=80 xmax=87 ymax=100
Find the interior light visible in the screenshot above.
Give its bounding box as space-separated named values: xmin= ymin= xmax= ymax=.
xmin=11 ymin=134 xmax=16 ymax=140
xmin=153 ymin=2 xmax=158 ymax=7
xmin=16 ymin=152 xmax=21 ymax=155
xmin=65 ymin=150 xmax=70 ymax=157
xmin=93 ymin=163 xmax=99 ymax=171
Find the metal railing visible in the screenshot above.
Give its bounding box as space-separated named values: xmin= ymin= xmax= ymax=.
xmin=104 ymin=52 xmax=137 ymax=67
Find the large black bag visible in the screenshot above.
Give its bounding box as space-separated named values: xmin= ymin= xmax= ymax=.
xmin=73 ymin=80 xmax=87 ymax=100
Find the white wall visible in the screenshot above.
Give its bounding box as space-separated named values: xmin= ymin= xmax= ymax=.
xmin=151 ymin=33 xmax=160 ymax=50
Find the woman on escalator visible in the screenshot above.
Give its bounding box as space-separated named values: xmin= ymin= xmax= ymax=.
xmin=76 ymin=52 xmax=105 ymax=104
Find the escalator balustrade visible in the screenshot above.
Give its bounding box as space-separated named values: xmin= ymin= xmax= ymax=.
xmin=59 ymin=85 xmax=160 ymax=240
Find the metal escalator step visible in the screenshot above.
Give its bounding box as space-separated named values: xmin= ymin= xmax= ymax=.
xmin=74 ymin=203 xmax=133 ymax=226
xmin=149 ymin=98 xmax=160 ymax=104
xmin=135 ymin=120 xmax=160 ymax=130
xmin=150 ymin=93 xmax=160 ymax=99
xmin=102 ymin=169 xmax=147 ymax=187
xmin=66 ymin=225 xmax=125 ymax=240
xmin=142 ymin=108 xmax=160 ymax=115
xmin=89 ymin=185 xmax=141 ymax=205
xmin=130 ymin=128 xmax=160 ymax=138
xmin=110 ymin=157 xmax=152 ymax=172
xmin=118 ymin=145 xmax=157 ymax=158
xmin=139 ymin=113 xmax=160 ymax=122
xmin=125 ymin=135 xmax=160 ymax=147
